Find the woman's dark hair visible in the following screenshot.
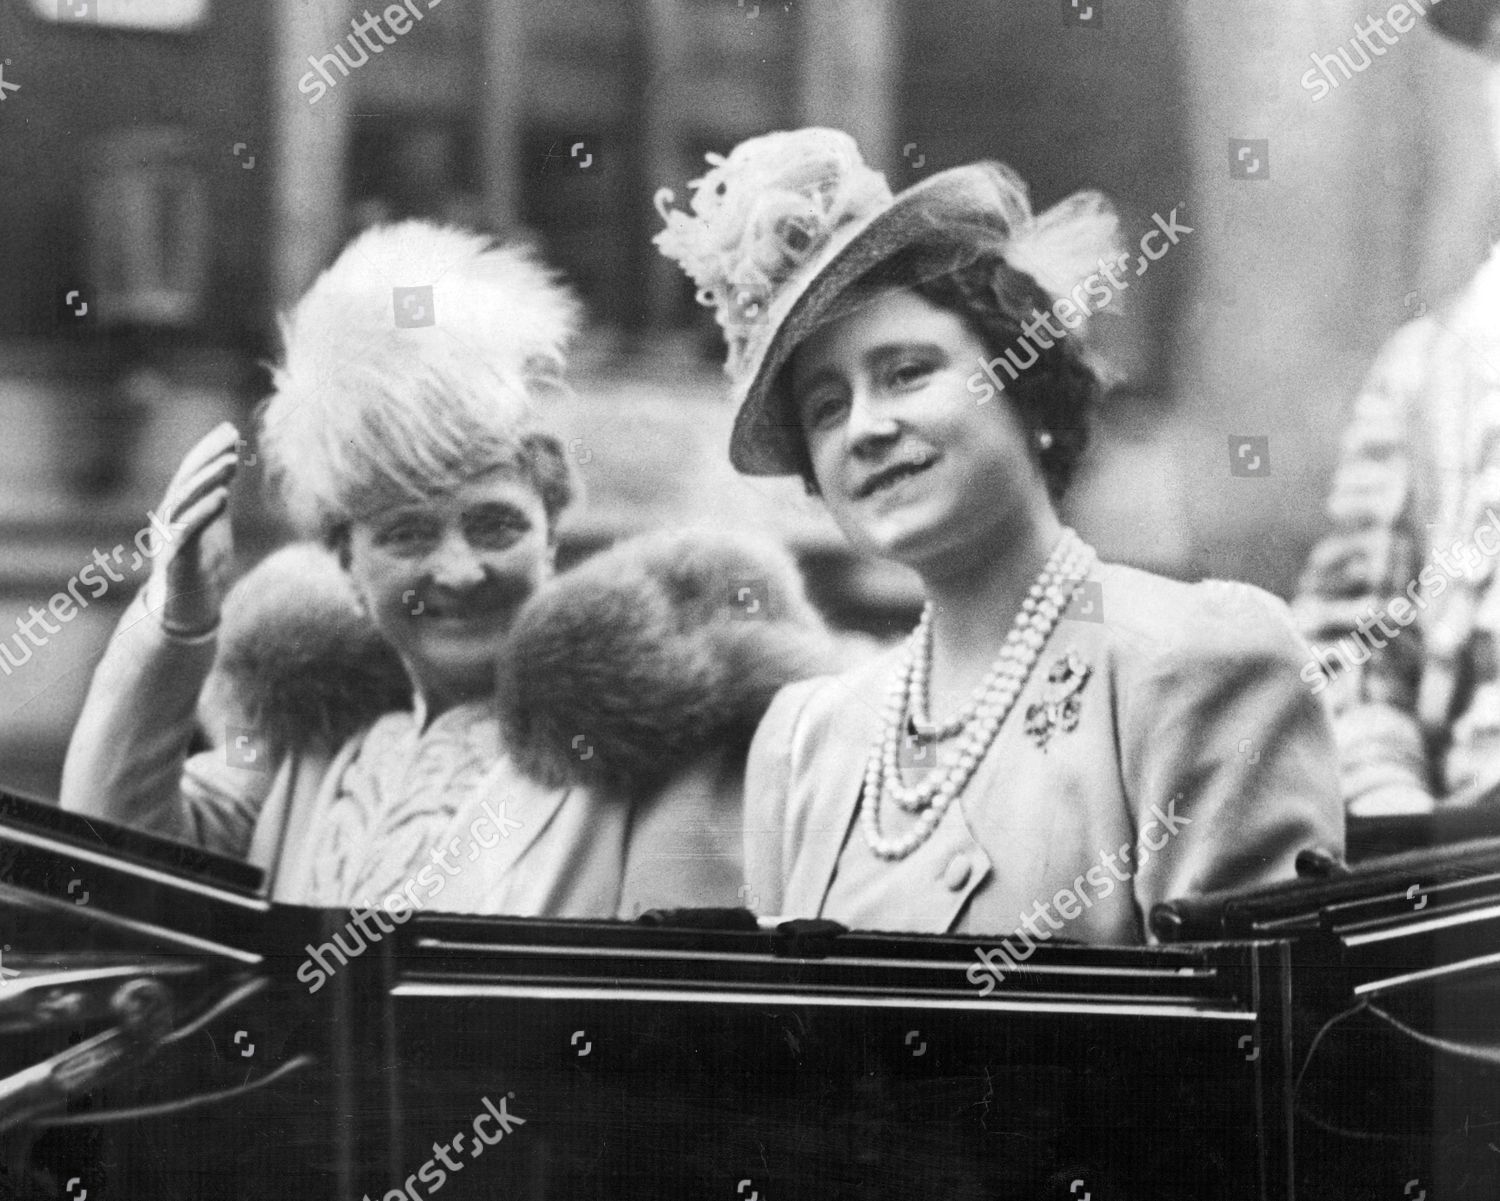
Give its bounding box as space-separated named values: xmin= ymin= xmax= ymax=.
xmin=787 ymin=243 xmax=1100 ymax=503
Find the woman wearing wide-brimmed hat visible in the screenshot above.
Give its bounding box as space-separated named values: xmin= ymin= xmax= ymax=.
xmin=59 ymin=221 xmax=829 ymax=922
xmin=656 ymin=129 xmax=1343 ymax=942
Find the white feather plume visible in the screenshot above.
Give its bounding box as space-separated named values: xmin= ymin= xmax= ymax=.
xmin=1003 ymin=190 xmax=1122 ymax=309
xmin=259 ymin=221 xmax=581 ymax=534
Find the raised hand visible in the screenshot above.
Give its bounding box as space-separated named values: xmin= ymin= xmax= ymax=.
xmin=143 ymin=422 xmax=240 ymax=637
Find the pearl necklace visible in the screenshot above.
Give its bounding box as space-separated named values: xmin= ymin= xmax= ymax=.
xmin=860 ymin=528 xmax=1097 ymax=861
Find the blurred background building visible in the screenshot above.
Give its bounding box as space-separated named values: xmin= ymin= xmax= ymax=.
xmin=0 ymin=0 xmax=1495 ymax=797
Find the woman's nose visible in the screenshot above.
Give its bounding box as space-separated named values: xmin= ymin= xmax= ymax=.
xmin=426 ymin=530 xmax=486 ymax=589
xmin=845 ymin=387 xmax=900 ymax=453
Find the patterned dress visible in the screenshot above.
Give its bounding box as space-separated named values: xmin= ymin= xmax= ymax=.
xmin=302 ymin=697 xmax=503 ymax=906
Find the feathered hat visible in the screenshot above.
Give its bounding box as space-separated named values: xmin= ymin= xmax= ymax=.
xmin=654 ymin=128 xmax=1119 ymax=476
xmin=259 ymin=221 xmax=581 ymax=536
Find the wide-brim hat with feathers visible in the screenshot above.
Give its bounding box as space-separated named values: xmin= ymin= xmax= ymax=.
xmin=259 ymin=221 xmax=581 ymax=536
xmin=654 ymin=128 xmax=1120 ymax=477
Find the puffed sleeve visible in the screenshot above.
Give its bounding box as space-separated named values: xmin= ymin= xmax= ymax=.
xmin=1118 ymin=584 xmax=1344 ymax=924
xmin=741 ymin=678 xmax=821 ymax=917
xmin=1291 ymin=317 xmax=1438 ymax=809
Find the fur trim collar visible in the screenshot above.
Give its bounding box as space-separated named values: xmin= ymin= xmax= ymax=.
xmin=198 ymin=544 xmax=410 ymax=759
xmin=494 ymin=529 xmax=837 ymax=796
xmin=202 ymin=532 xmax=838 ymax=794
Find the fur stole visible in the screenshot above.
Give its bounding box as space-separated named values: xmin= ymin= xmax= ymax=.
xmin=202 ymin=532 xmax=839 ymax=795
xmin=196 ymin=544 xmax=410 ymax=760
xmin=494 ymin=529 xmax=838 ymax=796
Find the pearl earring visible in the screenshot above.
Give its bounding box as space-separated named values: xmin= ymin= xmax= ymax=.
xmin=1035 ymin=429 xmax=1055 ymax=451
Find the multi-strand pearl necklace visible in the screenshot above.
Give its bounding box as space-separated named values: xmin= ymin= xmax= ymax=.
xmin=860 ymin=528 xmax=1097 ymax=861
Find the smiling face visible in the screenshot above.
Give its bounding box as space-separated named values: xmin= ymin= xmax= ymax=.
xmin=344 ymin=467 xmax=554 ymax=712
xmin=789 ymin=288 xmax=1055 ymax=572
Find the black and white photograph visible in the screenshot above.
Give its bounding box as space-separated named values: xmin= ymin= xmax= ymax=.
xmin=0 ymin=0 xmax=1497 ymax=1196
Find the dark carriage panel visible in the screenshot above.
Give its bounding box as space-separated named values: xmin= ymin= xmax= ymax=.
xmin=0 ymin=793 xmax=1494 ymax=1199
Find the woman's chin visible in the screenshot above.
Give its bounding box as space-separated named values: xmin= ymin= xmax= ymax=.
xmin=843 ymin=502 xmax=949 ymax=567
xmin=411 ymin=619 xmax=510 ymax=679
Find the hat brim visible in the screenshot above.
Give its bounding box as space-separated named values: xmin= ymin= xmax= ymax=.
xmin=1428 ymin=0 xmax=1500 ymax=50
xmin=728 ymin=162 xmax=1022 ymax=476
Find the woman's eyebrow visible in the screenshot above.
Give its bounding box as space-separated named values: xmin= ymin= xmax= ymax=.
xmin=465 ymin=501 xmax=531 ymax=521
xmin=792 ymin=362 xmax=844 ymax=398
xmin=374 ymin=506 xmax=434 ymax=525
xmin=866 ymin=340 xmax=942 ymax=369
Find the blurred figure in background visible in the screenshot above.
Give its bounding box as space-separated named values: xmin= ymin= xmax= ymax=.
xmin=1293 ymin=0 xmax=1500 ymax=815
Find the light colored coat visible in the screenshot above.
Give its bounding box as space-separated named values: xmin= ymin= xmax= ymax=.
xmin=60 ymin=530 xmax=834 ymax=918
xmin=58 ymin=592 xmax=740 ymax=916
xmin=743 ymin=562 xmax=1344 ymax=942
